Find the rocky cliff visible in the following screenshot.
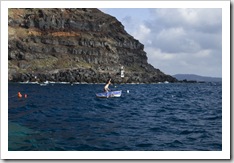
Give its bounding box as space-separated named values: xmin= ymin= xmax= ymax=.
xmin=8 ymin=8 xmax=177 ymax=83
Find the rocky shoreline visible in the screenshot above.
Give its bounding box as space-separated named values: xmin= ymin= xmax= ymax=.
xmin=10 ymin=79 xmax=208 ymax=85
xmin=9 ymin=67 xmax=176 ymax=84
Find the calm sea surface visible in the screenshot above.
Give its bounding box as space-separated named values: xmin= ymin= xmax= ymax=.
xmin=8 ymin=82 xmax=222 ymax=151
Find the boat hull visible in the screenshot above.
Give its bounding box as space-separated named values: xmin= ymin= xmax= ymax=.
xmin=96 ymin=90 xmax=122 ymax=98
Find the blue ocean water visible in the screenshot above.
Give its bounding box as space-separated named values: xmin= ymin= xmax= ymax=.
xmin=8 ymin=82 xmax=222 ymax=151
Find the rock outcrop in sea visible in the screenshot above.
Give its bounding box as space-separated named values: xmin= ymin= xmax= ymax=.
xmin=8 ymin=8 xmax=177 ymax=83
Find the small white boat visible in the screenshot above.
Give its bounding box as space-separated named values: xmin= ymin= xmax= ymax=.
xmin=40 ymin=81 xmax=49 ymax=86
xmin=40 ymin=83 xmax=48 ymax=86
xmin=96 ymin=90 xmax=122 ymax=98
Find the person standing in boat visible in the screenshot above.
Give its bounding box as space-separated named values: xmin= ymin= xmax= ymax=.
xmin=104 ymin=78 xmax=111 ymax=92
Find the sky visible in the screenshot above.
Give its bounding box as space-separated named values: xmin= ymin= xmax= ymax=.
xmin=99 ymin=8 xmax=222 ymax=77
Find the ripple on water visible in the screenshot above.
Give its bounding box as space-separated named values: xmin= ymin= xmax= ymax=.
xmin=136 ymin=143 xmax=154 ymax=148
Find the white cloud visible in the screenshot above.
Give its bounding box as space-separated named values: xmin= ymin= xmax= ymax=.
xmin=146 ymin=47 xmax=175 ymax=61
xmin=141 ymin=9 xmax=221 ymax=76
xmin=133 ymin=24 xmax=151 ymax=43
xmin=179 ymin=9 xmax=199 ymax=25
xmin=181 ymin=38 xmax=201 ymax=53
xmin=157 ymin=27 xmax=186 ymax=41
xmin=193 ymin=49 xmax=212 ymax=58
xmin=149 ymin=8 xmax=222 ymax=30
xmin=146 ymin=47 xmax=219 ymax=76
xmin=100 ymin=8 xmax=222 ymax=77
xmin=180 ymin=8 xmax=222 ymax=27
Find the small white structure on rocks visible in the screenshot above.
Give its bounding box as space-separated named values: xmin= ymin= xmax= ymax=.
xmin=120 ymin=66 xmax=124 ymax=78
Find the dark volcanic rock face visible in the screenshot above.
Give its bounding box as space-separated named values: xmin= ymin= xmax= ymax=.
xmin=8 ymin=8 xmax=177 ymax=83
